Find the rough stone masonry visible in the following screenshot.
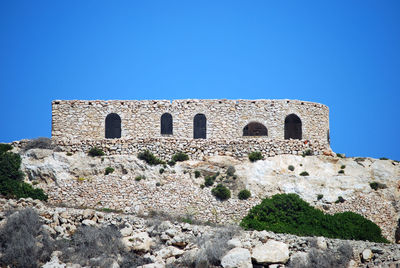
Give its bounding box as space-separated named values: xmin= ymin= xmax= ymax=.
xmin=51 ymin=99 xmax=331 ymax=159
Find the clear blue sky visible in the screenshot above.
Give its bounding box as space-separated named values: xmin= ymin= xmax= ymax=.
xmin=0 ymin=1 xmax=399 ymax=160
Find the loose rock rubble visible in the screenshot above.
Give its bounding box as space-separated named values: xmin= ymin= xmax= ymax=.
xmin=1 ymin=197 xmax=400 ymax=268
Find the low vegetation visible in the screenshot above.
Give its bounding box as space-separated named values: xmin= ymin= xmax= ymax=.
xmin=288 ymin=165 xmax=295 ymax=171
xmin=105 ymin=167 xmax=114 ymax=175
xmin=0 ymin=144 xmax=48 ymax=201
xmin=336 ymin=153 xmax=345 ymax=158
xmin=137 ymin=150 xmax=164 ymax=165
xmin=370 ymin=181 xmax=387 ymax=191
xmin=135 ymin=175 xmax=146 ymax=181
xmin=204 ymin=176 xmax=215 ymax=187
xmin=0 ymin=208 xmax=150 ymax=267
xmin=288 ymin=240 xmax=353 ymax=268
xmin=22 ymin=137 xmax=54 ymax=151
xmin=240 ymin=193 xmax=388 ymax=243
xmin=248 ymin=151 xmax=263 ymax=162
xmin=335 ymin=196 xmax=346 ymax=203
xmin=172 ymin=152 xmax=189 ymax=162
xmin=211 ymin=184 xmax=231 ymax=201
xmin=338 ymin=169 xmax=345 ymax=174
xmin=302 ymin=149 xmax=313 ymax=157
xmin=238 ymin=189 xmax=251 ymax=200
xmin=88 ymin=147 xmax=104 ymax=157
xmin=159 ymin=168 xmax=165 ymax=174
xmin=317 ymin=194 xmax=324 ymax=200
xmin=194 ymin=170 xmax=201 ymax=178
xmin=226 ymin=166 xmax=236 ymax=176
xmin=300 ymin=171 xmax=309 ymax=176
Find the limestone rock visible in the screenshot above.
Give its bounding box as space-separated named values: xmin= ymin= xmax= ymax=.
xmin=362 ymin=249 xmax=373 ymax=262
xmin=42 ymin=255 xmax=66 ymax=268
xmin=82 ymin=219 xmax=96 ymax=226
xmin=316 ymin=236 xmax=327 ymax=250
xmin=122 ymin=233 xmax=150 ymax=252
xmin=155 ymin=246 xmax=184 ymax=259
xmin=251 ymin=240 xmax=289 ymax=264
xmin=221 ymin=247 xmax=252 ymax=268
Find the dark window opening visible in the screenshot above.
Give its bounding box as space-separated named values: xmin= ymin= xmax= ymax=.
xmin=327 ymin=129 xmax=330 ymax=144
xmin=284 ymin=114 xmax=302 ymax=140
xmin=193 ymin=114 xmax=206 ymax=139
xmin=243 ymin=122 xmax=268 ymax=136
xmin=161 ymin=113 xmax=173 ymax=135
xmin=105 ymin=113 xmax=121 ymax=139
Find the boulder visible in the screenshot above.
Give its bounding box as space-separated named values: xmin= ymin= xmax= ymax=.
xmin=316 ymin=236 xmax=327 ymax=250
xmin=123 ymin=232 xmax=153 ymax=252
xmin=362 ymin=249 xmax=373 ymax=262
xmin=251 ymin=240 xmax=289 ymax=264
xmin=82 ymin=219 xmax=96 ymax=226
xmin=221 ymin=247 xmax=252 ymax=268
xmin=155 ymin=246 xmax=184 ymax=259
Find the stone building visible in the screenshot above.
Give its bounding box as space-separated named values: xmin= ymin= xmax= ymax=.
xmin=51 ymin=99 xmax=331 ymax=159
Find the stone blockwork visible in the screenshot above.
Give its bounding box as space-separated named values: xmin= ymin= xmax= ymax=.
xmin=52 ymin=99 xmax=330 ymax=158
xmin=54 ymin=137 xmax=329 ymax=160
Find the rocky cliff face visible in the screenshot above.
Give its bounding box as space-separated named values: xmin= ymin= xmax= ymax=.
xmin=18 ymin=148 xmax=400 ymax=243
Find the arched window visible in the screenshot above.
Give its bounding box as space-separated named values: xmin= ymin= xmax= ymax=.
xmin=243 ymin=122 xmax=268 ymax=136
xmin=105 ymin=113 xmax=121 ymax=139
xmin=284 ymin=114 xmax=302 ymax=140
xmin=193 ymin=114 xmax=206 ymax=139
xmin=161 ymin=113 xmax=173 ymax=135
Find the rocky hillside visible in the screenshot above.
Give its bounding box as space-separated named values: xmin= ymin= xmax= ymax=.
xmin=18 ymin=147 xmax=400 ymax=242
xmin=1 ymin=197 xmax=400 ymax=268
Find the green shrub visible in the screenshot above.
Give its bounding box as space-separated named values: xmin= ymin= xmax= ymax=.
xmin=211 ymin=184 xmax=231 ymax=201
xmin=156 ymin=182 xmax=161 ymax=187
xmin=88 ymin=147 xmax=105 ymax=157
xmin=238 ymin=189 xmax=251 ymax=200
xmin=137 ymin=150 xmax=163 ymax=165
xmin=240 ymin=193 xmax=388 ymax=243
xmin=288 ymin=165 xmax=295 ymax=171
xmin=226 ymin=166 xmax=236 ymax=176
xmin=159 ymin=168 xmax=165 ymax=174
xmin=248 ymin=152 xmax=263 ymax=162
xmin=335 ymin=196 xmax=345 ymax=203
xmin=0 ymin=179 xmax=48 ymax=201
xmin=105 ymin=167 xmax=114 ymax=175
xmin=0 ymin=152 xmax=24 ymax=181
xmin=135 ymin=175 xmax=145 ymax=181
xmin=336 ymin=153 xmax=345 ymax=158
xmin=379 ymin=157 xmax=389 ymax=160
xmin=0 ymin=151 xmax=47 ymax=201
xmin=204 ymin=176 xmax=215 ymax=187
xmin=340 ymin=165 xmax=346 ymax=169
xmin=172 ymin=152 xmax=189 ymax=162
xmin=317 ymin=194 xmax=323 ymax=200
xmin=168 ymin=160 xmax=176 ymax=166
xmin=0 ymin=143 xmax=12 ymax=154
xmin=370 ymin=182 xmax=378 ymax=190
xmin=194 ymin=170 xmax=201 ymax=178
xmin=300 ymin=171 xmax=309 ymax=176
xmin=338 ymin=170 xmax=345 ymax=174
xmin=369 ymin=182 xmax=387 ymax=191
xmin=302 ymin=149 xmax=313 ymax=157
xmin=66 ymin=152 xmax=73 ymax=156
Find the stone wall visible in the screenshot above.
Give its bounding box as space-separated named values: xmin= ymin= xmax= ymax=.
xmin=52 ymin=99 xmax=329 ymax=141
xmin=51 ymin=99 xmax=330 ymax=157
xmin=54 ymin=137 xmax=329 ymax=160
